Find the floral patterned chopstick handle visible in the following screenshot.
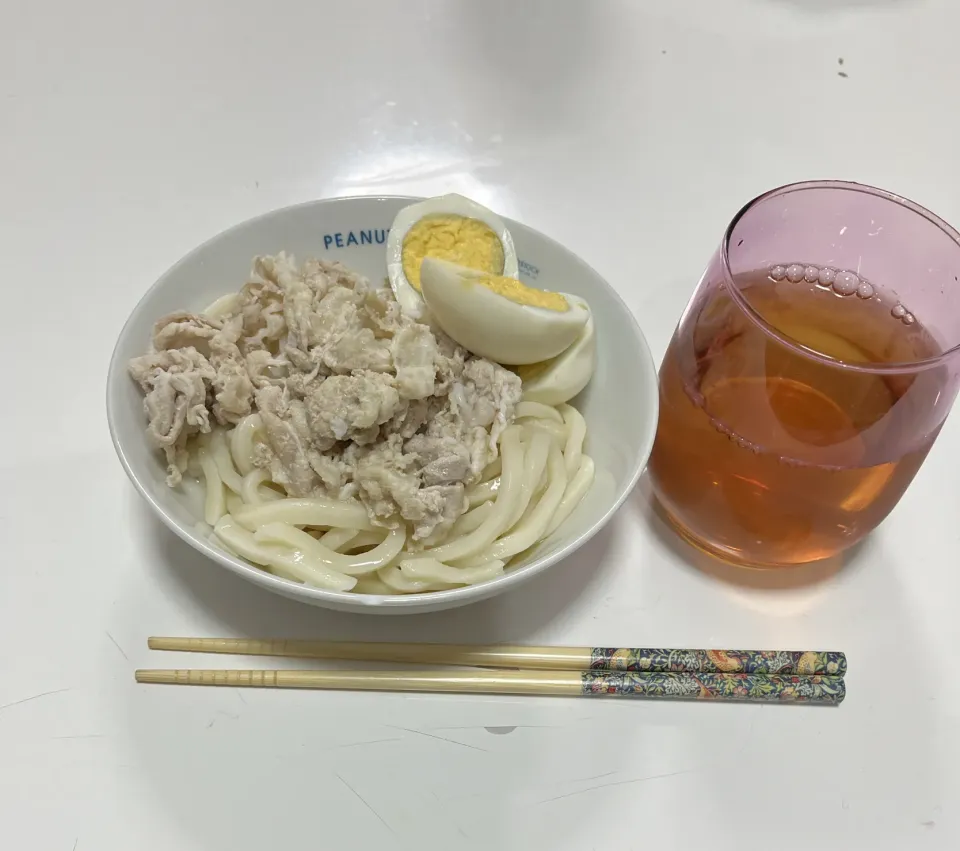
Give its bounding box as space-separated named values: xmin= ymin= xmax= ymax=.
xmin=588 ymin=648 xmax=846 ymax=677
xmin=581 ymin=671 xmax=846 ymax=704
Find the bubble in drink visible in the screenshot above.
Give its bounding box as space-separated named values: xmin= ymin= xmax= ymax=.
xmin=833 ymin=271 xmax=860 ymax=296
xmin=786 ymin=264 xmax=805 ymax=282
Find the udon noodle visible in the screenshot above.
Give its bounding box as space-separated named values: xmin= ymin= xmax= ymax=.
xmin=190 ymin=403 xmax=593 ymax=594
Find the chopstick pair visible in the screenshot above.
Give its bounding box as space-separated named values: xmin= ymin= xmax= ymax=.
xmin=136 ymin=638 xmax=847 ymax=705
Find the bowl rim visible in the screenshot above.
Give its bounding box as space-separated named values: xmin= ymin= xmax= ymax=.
xmin=106 ymin=194 xmax=659 ymax=610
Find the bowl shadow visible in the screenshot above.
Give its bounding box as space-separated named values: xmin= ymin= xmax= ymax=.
xmin=632 ymin=474 xmax=865 ymax=591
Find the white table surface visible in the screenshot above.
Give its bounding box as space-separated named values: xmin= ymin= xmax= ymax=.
xmin=3 ymin=1 xmax=959 ymax=849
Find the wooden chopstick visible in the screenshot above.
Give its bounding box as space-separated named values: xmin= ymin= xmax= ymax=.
xmin=134 ymin=667 xmax=846 ymax=704
xmin=147 ymin=637 xmax=846 ymax=676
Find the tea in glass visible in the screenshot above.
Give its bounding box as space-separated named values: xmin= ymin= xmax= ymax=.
xmin=649 ymin=182 xmax=960 ymax=567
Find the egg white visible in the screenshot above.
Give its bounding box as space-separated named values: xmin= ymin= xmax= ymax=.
xmin=386 ymin=194 xmax=519 ymax=319
xmin=519 ymin=303 xmax=596 ymax=405
xmin=419 ymin=257 xmax=588 ymax=365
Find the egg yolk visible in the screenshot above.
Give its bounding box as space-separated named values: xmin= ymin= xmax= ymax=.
xmin=476 ymin=275 xmax=569 ymax=311
xmin=402 ymin=214 xmax=504 ymax=291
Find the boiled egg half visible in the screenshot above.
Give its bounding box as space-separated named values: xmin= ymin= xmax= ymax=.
xmin=386 ymin=194 xmax=519 ymax=318
xmin=419 ymin=257 xmax=589 ymax=365
xmin=517 ymin=307 xmax=596 ymax=405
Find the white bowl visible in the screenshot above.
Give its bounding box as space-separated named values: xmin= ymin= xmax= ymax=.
xmin=107 ymin=196 xmax=659 ymax=614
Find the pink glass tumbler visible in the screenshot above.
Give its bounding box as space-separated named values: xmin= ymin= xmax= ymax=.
xmin=648 ymin=181 xmax=960 ymax=567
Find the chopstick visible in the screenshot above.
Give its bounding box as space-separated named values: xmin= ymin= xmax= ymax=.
xmin=147 ymin=637 xmax=846 ymax=676
xmin=134 ymin=667 xmax=846 ymax=704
